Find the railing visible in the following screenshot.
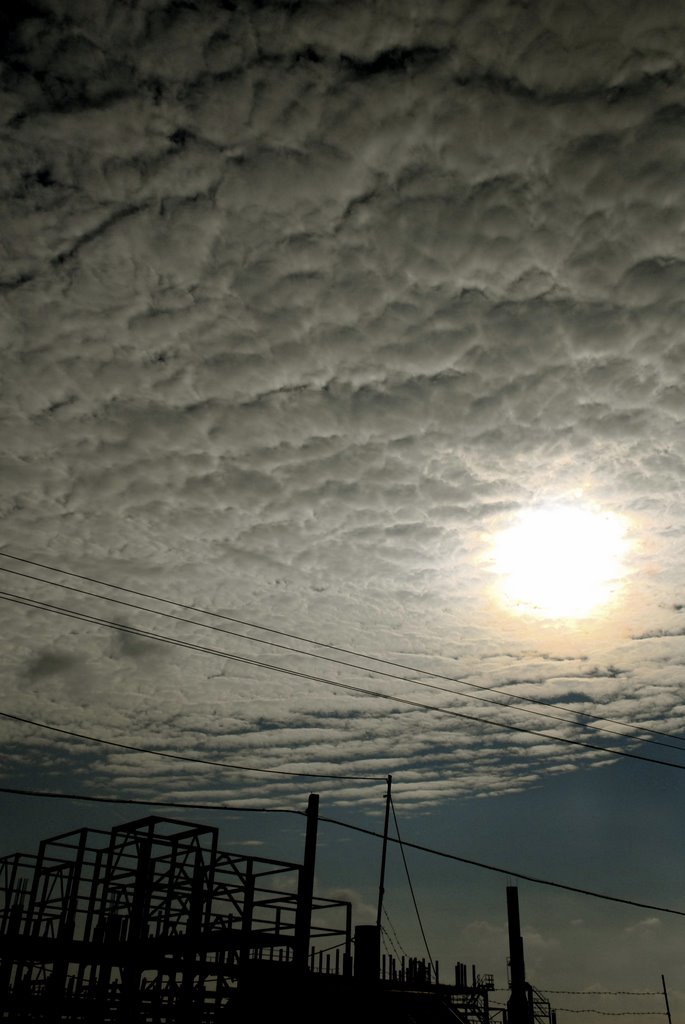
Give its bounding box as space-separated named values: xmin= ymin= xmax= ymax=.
xmin=530 ymin=984 xmax=555 ymax=1024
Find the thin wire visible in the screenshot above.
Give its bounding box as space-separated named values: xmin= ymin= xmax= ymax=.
xmin=538 ymin=992 xmax=665 ymax=997
xmin=0 ymin=710 xmax=382 ymax=782
xmin=0 ymin=785 xmax=301 ymax=814
xmin=1 ymin=783 xmax=683 ymax=918
xmin=8 ymin=564 xmax=680 ymax=751
xmin=3 ymin=589 xmax=685 ymax=775
xmin=317 ymin=815 xmax=685 ymax=918
xmin=1 ymin=552 xmax=681 ymax=746
xmin=381 ymin=925 xmax=401 ymax=964
xmin=552 ymin=1011 xmax=666 ymax=1016
xmin=313 ymin=939 xmax=348 ymax=955
xmin=390 ymin=794 xmax=435 ymax=969
xmin=382 ymin=907 xmax=409 ymax=959
xmin=380 ymin=925 xmax=401 ymax=963
xmin=492 ymin=990 xmax=664 ymax=997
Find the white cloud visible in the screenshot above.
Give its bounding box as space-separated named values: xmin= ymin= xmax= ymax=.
xmin=0 ymin=0 xmax=684 ymax=822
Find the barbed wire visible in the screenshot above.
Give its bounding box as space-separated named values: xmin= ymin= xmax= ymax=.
xmin=492 ymin=991 xmax=663 ymax=996
xmin=546 ymin=992 xmax=664 ymax=997
xmin=381 ymin=924 xmax=403 ymax=964
xmin=382 ymin=907 xmax=409 ymax=959
xmin=553 ymin=1010 xmax=666 ymax=1016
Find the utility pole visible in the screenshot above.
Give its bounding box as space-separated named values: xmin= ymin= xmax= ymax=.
xmin=376 ymin=775 xmax=392 ymax=929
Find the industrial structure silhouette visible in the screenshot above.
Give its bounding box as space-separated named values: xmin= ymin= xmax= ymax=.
xmin=0 ymin=793 xmax=555 ymax=1023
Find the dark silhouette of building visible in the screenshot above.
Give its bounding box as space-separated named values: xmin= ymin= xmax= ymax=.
xmin=0 ymin=795 xmax=554 ymax=1023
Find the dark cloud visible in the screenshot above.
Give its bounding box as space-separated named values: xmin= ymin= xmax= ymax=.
xmin=24 ymin=649 xmax=81 ymax=681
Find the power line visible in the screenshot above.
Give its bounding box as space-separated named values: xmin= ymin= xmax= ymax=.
xmin=5 ymin=565 xmax=683 ymax=757
xmin=1 ymin=783 xmax=683 ymax=919
xmin=316 ymin=814 xmax=685 ymax=919
xmin=0 ymin=785 xmax=299 ymax=815
xmin=3 ymin=588 xmax=685 ymax=775
xmin=2 ymin=552 xmax=681 ymax=747
xmin=9 ymin=563 xmax=678 ymax=751
xmin=0 ymin=710 xmax=382 ymax=782
xmin=390 ymin=794 xmax=434 ymax=969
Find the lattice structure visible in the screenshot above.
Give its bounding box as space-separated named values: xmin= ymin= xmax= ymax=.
xmin=0 ymin=814 xmax=351 ymax=1022
xmin=0 ymin=807 xmax=509 ymax=1024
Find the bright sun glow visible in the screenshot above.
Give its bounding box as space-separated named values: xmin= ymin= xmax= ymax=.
xmin=491 ymin=506 xmax=628 ymax=619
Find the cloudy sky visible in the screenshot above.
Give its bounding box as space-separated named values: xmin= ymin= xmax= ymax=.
xmin=2 ymin=0 xmax=685 ymax=1018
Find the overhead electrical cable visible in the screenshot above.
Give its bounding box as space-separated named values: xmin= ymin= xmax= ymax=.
xmin=0 ymin=710 xmax=382 ymax=782
xmin=3 ymin=588 xmax=685 ymax=774
xmin=0 ymin=782 xmax=683 ymax=919
xmin=2 ymin=563 xmax=683 ymax=754
xmin=390 ymin=795 xmax=435 ymax=970
xmin=317 ymin=814 xmax=685 ymax=918
xmin=0 ymin=785 xmax=297 ymax=814
xmin=1 ymin=552 xmax=680 ymax=746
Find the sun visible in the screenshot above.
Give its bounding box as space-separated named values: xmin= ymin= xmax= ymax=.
xmin=490 ymin=505 xmax=628 ymax=619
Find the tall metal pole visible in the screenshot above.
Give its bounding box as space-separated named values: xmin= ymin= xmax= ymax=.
xmin=376 ymin=775 xmax=392 ymax=929
xmin=506 ymin=886 xmax=531 ymax=1024
xmin=661 ymin=975 xmax=672 ymax=1024
xmin=294 ymin=793 xmax=319 ymax=970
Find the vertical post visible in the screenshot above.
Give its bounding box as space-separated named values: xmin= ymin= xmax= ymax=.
xmin=376 ymin=775 xmax=392 ymax=929
xmin=240 ymin=859 xmax=255 ymax=969
xmin=181 ymin=845 xmax=206 ymax=1008
xmin=119 ymin=825 xmax=153 ymax=1020
xmin=354 ymin=925 xmax=380 ymax=981
xmin=82 ymin=847 xmax=103 ymax=946
xmin=60 ymin=831 xmax=88 ymax=940
xmin=344 ymin=902 xmax=353 ymax=977
xmin=27 ymin=839 xmax=47 ymax=940
xmin=506 ymin=886 xmax=531 ymax=1024
xmin=294 ymin=794 xmax=319 ymax=970
xmin=661 ymin=975 xmax=672 ymax=1024
xmin=54 ymin=830 xmax=89 ymax=1015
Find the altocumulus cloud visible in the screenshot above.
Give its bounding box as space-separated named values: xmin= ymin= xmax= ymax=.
xmin=1 ymin=0 xmax=685 ymax=807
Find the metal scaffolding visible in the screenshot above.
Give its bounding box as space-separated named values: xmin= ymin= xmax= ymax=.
xmin=0 ymin=799 xmax=512 ymax=1024
xmin=0 ymin=809 xmax=351 ymax=1022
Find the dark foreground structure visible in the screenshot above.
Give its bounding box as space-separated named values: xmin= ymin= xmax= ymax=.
xmin=0 ymin=796 xmax=554 ymax=1023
